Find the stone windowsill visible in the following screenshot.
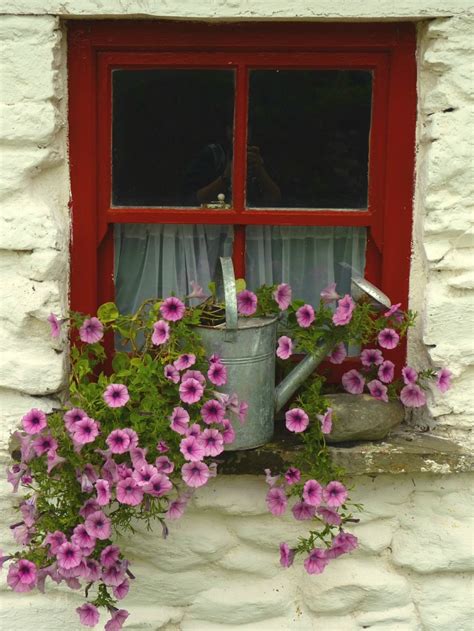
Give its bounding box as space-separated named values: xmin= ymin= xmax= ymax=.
xmin=218 ymin=426 xmax=474 ymax=476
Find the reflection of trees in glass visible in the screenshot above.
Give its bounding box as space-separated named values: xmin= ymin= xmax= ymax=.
xmin=248 ymin=70 xmax=372 ymax=209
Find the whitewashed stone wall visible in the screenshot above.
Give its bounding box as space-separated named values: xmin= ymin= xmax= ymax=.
xmin=0 ymin=3 xmax=473 ymax=630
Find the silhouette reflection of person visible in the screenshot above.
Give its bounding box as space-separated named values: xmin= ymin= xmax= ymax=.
xmin=184 ymin=125 xmax=281 ymax=206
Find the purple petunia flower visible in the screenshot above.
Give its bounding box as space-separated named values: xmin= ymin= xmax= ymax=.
xmin=367 ymin=379 xmax=389 ymax=402
xmin=64 ymin=407 xmax=87 ymax=432
xmin=156 ymin=440 xmax=169 ymax=453
xmin=264 ymin=468 xmax=280 ymax=487
xmin=22 ymin=408 xmax=47 ymax=435
xmin=166 ymin=495 xmax=190 ymax=520
xmin=237 ymin=290 xmax=258 ymax=316
xmin=332 ymin=294 xmax=356 ymax=326
xmin=400 ymin=383 xmax=426 ymax=407
xmin=320 ymin=282 xmax=340 ymax=303
xmin=72 ymin=417 xmax=100 ymax=445
xmin=328 ymin=342 xmax=347 ymax=364
xmin=436 ymin=368 xmax=452 ymax=393
xmin=378 ymin=328 xmax=400 ymax=350
xmin=323 ymin=481 xmax=348 ymax=507
xmin=266 ymin=487 xmax=287 ymax=516
xmin=105 ymin=608 xmax=129 ymax=631
xmin=57 ymin=542 xmax=82 ymax=570
xmin=303 ymin=479 xmax=323 ymax=506
xmin=164 ymin=364 xmax=180 ymax=384
xmin=143 ymin=473 xmax=173 ymax=497
xmin=199 ymin=428 xmax=224 ymax=457
xmin=186 ymin=423 xmax=201 ymax=438
xmin=276 ymin=336 xmax=293 ymax=360
xmin=317 ymin=408 xmax=333 ymax=434
xmin=304 ymin=548 xmax=328 ymax=575
xmin=183 ymin=369 xmax=206 ymax=385
xmin=296 ymin=304 xmax=315 ymax=328
xmin=71 ymin=524 xmax=96 ymax=552
xmin=79 ymin=499 xmax=101 ymax=519
xmin=47 ymin=313 xmax=61 ymax=339
xmin=116 ymin=478 xmax=144 ymax=506
xmin=279 ymin=542 xmax=295 ymax=568
xmin=378 ymin=360 xmax=395 ymax=384
xmin=238 ymin=401 xmax=249 ymax=424
xmin=317 ymin=506 xmax=342 ymax=526
xmin=7 ymin=559 xmax=37 ymax=592
xmin=292 ymin=500 xmax=316 ymax=521
xmin=180 ymin=436 xmax=205 ymax=462
xmin=342 ymin=369 xmax=365 ymax=395
xmin=179 ymin=377 xmax=204 ymax=404
xmin=79 ymin=317 xmax=104 ymax=344
xmin=103 ymin=384 xmax=129 ymax=408
xmin=360 ymin=348 xmax=384 ymax=367
xmin=284 ymin=467 xmax=301 ymax=485
xmin=187 ymin=280 xmax=206 ymax=300
xmin=384 ymin=302 xmax=402 ymax=318
xmin=160 ymin=297 xmax=186 ymax=322
xmin=181 ymin=461 xmax=210 ymax=488
xmin=106 ymin=429 xmax=131 ymax=454
xmin=113 ymin=579 xmax=130 ymax=600
xmin=155 ymin=456 xmax=174 ymax=474
xmin=44 ymin=530 xmax=67 ymax=555
xmin=402 ymin=366 xmax=418 ymax=385
xmin=32 ymin=434 xmax=58 ymax=457
xmin=102 ymin=562 xmax=126 ymax=587
xmin=207 ymin=361 xmax=227 ymax=386
xmin=174 ymin=353 xmax=196 ymax=371
xmin=152 ymin=320 xmax=170 ymax=345
xmin=100 ymin=545 xmax=121 ymax=568
xmin=328 ymin=531 xmax=358 ymax=558
xmin=84 ymin=510 xmax=112 ymax=540
xmin=285 ymin=407 xmax=309 ymax=433
xmin=170 ymin=406 xmax=190 ymax=435
xmin=76 ymin=603 xmax=100 ymax=627
xmin=273 ymin=283 xmax=292 ymax=310
xmin=221 ymin=419 xmax=235 ymax=444
xmin=201 ymin=399 xmax=225 ymax=425
xmin=132 ymin=463 xmax=157 ymax=487
xmin=96 ymin=479 xmax=111 ymax=506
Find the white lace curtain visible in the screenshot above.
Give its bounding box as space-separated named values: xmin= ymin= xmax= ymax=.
xmin=114 ymin=224 xmax=366 ymax=314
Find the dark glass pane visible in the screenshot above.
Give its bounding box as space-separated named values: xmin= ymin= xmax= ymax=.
xmin=112 ymin=70 xmax=235 ymax=207
xmin=246 ymin=70 xmax=372 ymax=209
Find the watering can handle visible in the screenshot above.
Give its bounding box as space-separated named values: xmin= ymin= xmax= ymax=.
xmin=216 ymin=257 xmax=238 ymax=331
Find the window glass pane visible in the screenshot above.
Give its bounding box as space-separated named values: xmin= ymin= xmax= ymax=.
xmin=112 ymin=70 xmax=235 ymax=207
xmin=114 ymin=224 xmax=234 ymax=314
xmin=246 ymin=70 xmax=372 ymax=209
xmin=245 ymin=225 xmax=366 ymax=305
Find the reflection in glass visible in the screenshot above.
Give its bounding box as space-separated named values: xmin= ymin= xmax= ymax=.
xmin=247 ymin=70 xmax=372 ymax=209
xmin=112 ymin=70 xmax=235 ymax=207
xmin=114 ymin=224 xmax=234 ymax=314
xmin=245 ymin=225 xmax=366 ymax=305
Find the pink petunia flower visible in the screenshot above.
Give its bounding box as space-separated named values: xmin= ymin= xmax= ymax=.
xmin=96 ymin=479 xmax=111 ymax=506
xmin=104 ymin=608 xmax=129 ymax=631
xmin=132 ymin=463 xmax=158 ymax=487
xmin=84 ymin=510 xmax=112 ymax=540
xmin=296 ymin=304 xmax=315 ymax=328
xmin=71 ymin=524 xmax=96 ymax=552
xmin=436 ymin=368 xmax=452 ymax=393
xmin=102 ymin=562 xmax=126 ymax=587
xmin=402 ymin=366 xmax=418 ymax=385
xmin=82 ymin=559 xmax=101 ymax=582
xmin=378 ymin=328 xmax=400 ymax=350
xmin=72 ymin=417 xmax=100 ymax=445
xmin=201 ymin=399 xmax=225 ymax=424
xmin=113 ymin=579 xmax=130 ymax=600
xmin=276 ymin=336 xmax=293 ymax=360
xmin=317 ymin=506 xmax=342 ymax=526
xmin=273 ymin=283 xmax=292 ymax=310
xmin=264 ymin=468 xmax=280 ymax=487
xmin=57 ymin=542 xmax=82 ymax=570
xmin=157 ymin=440 xmax=169 ymax=453
xmin=79 ymin=499 xmax=101 ymax=519
xmin=7 ymin=559 xmax=37 ymax=592
xmin=304 ymin=548 xmax=329 ymax=575
xmin=123 ymin=428 xmax=139 ymax=450
xmin=179 ymin=377 xmax=204 ymax=404
xmin=342 ymin=369 xmax=365 ymax=395
xmin=328 ymin=532 xmax=358 ymax=558
xmin=332 ymin=294 xmax=356 ymax=326
xmin=320 ymin=282 xmax=340 ymax=303
xmin=323 ymin=481 xmax=348 ymax=507
xmin=238 ymin=401 xmax=249 ymax=424
xmin=64 ymin=408 xmax=88 ymax=432
xmin=76 ymin=603 xmax=100 ymax=627
xmin=47 ymin=313 xmax=61 ymax=339
xmin=360 ymin=348 xmax=384 ymax=367
xmin=143 ymin=473 xmax=172 ymax=497
xmin=181 ymin=461 xmax=210 ymax=488
xmin=20 ymin=499 xmax=37 ymax=528
xmin=207 ymin=362 xmax=227 ymax=386
xmin=237 ymin=290 xmax=258 ymax=316
xmin=164 ymin=364 xmax=180 ymax=383
xmin=378 ymin=360 xmax=395 ymax=384
xmin=44 ymin=530 xmax=67 ymax=555
xmin=199 ymin=428 xmax=224 ymax=457
xmin=292 ymin=501 xmax=317 ymax=521
xmin=328 ymin=342 xmax=347 ymax=364
xmin=182 ymin=369 xmax=206 ymax=385
xmin=317 ymin=408 xmax=333 ymax=434
xmin=384 ymin=302 xmax=402 ymax=318
xmin=174 ymin=353 xmax=196 ymax=371
xmin=266 ymin=487 xmax=287 ymax=516
xmin=79 ymin=317 xmax=104 ymax=344
xmin=221 ymin=419 xmax=236 ymax=444
xmin=209 ymin=353 xmax=221 ymax=364
xmin=166 ymin=495 xmax=190 ymax=520
xmin=180 ymin=436 xmax=205 ymax=462
xmin=187 ymin=281 xmax=206 ymax=299
xmin=22 ymin=408 xmax=47 ymax=435
xmin=152 ymin=320 xmax=170 ymax=345
xmin=186 ymin=423 xmax=201 ymax=438
xmin=367 ymin=379 xmax=389 ymax=402
xmin=284 ymin=467 xmax=301 ymax=485
xmin=100 ymin=545 xmax=120 ymax=568
xmin=155 ymin=456 xmax=174 ymax=474
xmin=170 ymin=406 xmax=190 ymax=435
xmin=279 ymin=542 xmax=295 ymax=568
xmin=303 ymin=479 xmax=323 ymax=506
xmin=103 ymin=384 xmax=129 ymax=408
xmin=400 ymin=383 xmax=426 ymax=407
xmin=285 ymin=407 xmax=309 ymax=433
xmin=160 ymin=297 xmax=186 ymax=322
xmin=106 ymin=429 xmax=130 ymax=454
xmin=32 ymin=434 xmax=58 ymax=457
xmin=116 ymin=477 xmax=144 ymax=506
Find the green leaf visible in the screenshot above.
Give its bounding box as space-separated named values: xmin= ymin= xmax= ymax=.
xmin=208 ymin=281 xmax=216 ymax=296
xmin=112 ymin=352 xmax=130 ymax=372
xmin=97 ymin=302 xmax=119 ymax=323
xmin=235 ymin=278 xmax=246 ymax=293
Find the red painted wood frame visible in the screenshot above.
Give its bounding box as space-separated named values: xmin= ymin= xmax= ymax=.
xmin=68 ymin=21 xmax=416 ymax=369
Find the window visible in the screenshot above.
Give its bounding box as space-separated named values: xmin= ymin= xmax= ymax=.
xmin=69 ymin=21 xmax=416 ymax=368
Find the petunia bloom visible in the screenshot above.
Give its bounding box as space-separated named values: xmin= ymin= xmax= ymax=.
xmin=64 ymin=407 xmax=87 ymax=432
xmin=84 ymin=510 xmax=112 ymax=540
xmin=237 ymin=290 xmax=258 ymax=316
xmin=384 ymin=302 xmax=402 ymax=318
xmin=47 ymin=313 xmax=61 ymax=339
xmin=22 ymin=408 xmax=47 ymax=435
xmin=181 ymin=461 xmax=210 ymax=488
xmin=116 ymin=477 xmax=144 ymax=506
xmin=360 ymin=348 xmax=384 ymax=367
xmin=317 ymin=408 xmax=333 ymax=434
xmin=100 ymin=545 xmax=121 ymax=568
xmin=285 ymin=407 xmax=309 ymax=433
xmin=266 ymin=487 xmax=287 ymax=516
xmin=113 ymin=579 xmax=130 ymax=600
xmin=103 ymin=384 xmax=130 ymax=408
xmin=7 ymin=559 xmax=37 ymax=592
xmin=170 ymin=406 xmax=190 ymax=434
xmin=44 ymin=530 xmax=67 ymax=554
xmin=132 ymin=463 xmax=158 ymax=486
xmin=276 ymin=336 xmax=293 ymax=360
xmin=76 ymin=603 xmax=100 ymax=627
xmin=284 ymin=467 xmax=301 ymax=485
xmin=378 ymin=328 xmax=400 ymax=350
xmin=400 ymin=383 xmax=426 ymax=407
xmin=303 ymin=479 xmax=323 ymax=506
xmin=152 ymin=320 xmax=170 ymax=345
xmin=164 ymin=364 xmax=180 ymax=384
xmin=436 ymin=368 xmax=452 ymax=393
xmin=367 ymin=379 xmax=389 ymax=403
xmin=273 ymin=283 xmax=292 ymax=310
xmin=174 ymin=353 xmax=196 ymax=371
xmin=279 ymin=542 xmax=295 ymax=568
xmin=180 ymin=436 xmax=205 ymax=462
xmin=378 ymin=360 xmax=395 ymax=384
xmin=182 ymin=369 xmax=206 ymax=386
xmin=199 ymin=428 xmax=224 ymax=457
xmin=323 ymin=481 xmax=348 ymax=507
xmin=57 ymin=542 xmax=82 ymax=570
xmin=155 ymin=456 xmax=174 ymax=474
xmin=317 ymin=506 xmax=342 ymax=526
xmin=207 ymin=361 xmax=227 ymax=386
xmin=71 ymin=524 xmax=96 ymax=552
xmin=402 ymin=366 xmax=418 ymax=385
xmin=328 ymin=342 xmax=347 ymax=364
xmin=106 ymin=429 xmax=131 ymax=454
xmin=72 ymin=417 xmax=100 ymax=445
xmin=96 ymin=479 xmax=111 ymax=506
xmin=102 ymin=562 xmax=126 ymax=587
xmin=292 ymin=501 xmax=316 ymax=521
xmin=201 ymin=399 xmax=225 ymax=424
xmin=143 ymin=473 xmax=172 ymax=497
xmin=304 ymin=548 xmax=329 ymax=575
xmin=187 ymin=280 xmax=206 ymax=300
xmin=160 ymin=297 xmax=186 ymax=322
xmin=166 ymin=495 xmax=190 ymax=520
xmin=342 ymin=369 xmax=365 ymax=395
xmin=332 ymin=294 xmax=356 ymax=326
xmin=32 ymin=434 xmax=58 ymax=457
xmin=328 ymin=532 xmax=358 ymax=558
xmin=320 ymin=282 xmax=340 ymax=303
xmin=79 ymin=317 xmax=104 ymax=344
xmin=179 ymin=377 xmax=204 ymax=404
xmin=296 ymin=304 xmax=315 ymax=328
xmin=221 ymin=419 xmax=236 ymax=444
xmin=104 ymin=608 xmax=129 ymax=631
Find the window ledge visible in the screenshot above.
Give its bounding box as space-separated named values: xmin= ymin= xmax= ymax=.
xmin=218 ymin=427 xmax=474 ymax=477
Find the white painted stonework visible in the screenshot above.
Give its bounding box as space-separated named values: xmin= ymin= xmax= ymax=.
xmin=0 ymin=2 xmax=473 ymax=629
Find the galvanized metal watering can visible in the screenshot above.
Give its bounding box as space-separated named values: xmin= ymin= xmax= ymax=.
xmin=196 ymin=257 xmax=392 ymax=451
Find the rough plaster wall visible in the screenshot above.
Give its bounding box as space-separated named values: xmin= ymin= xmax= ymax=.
xmin=0 ymin=5 xmax=473 ymax=631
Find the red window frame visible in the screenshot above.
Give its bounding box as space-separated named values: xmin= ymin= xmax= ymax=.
xmin=68 ymin=21 xmax=416 ymax=370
